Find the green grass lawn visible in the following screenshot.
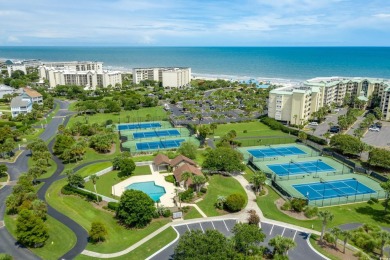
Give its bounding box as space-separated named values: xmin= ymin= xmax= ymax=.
xmin=0 ymin=174 xmax=9 ymax=182
xmin=46 ymin=178 xmax=171 ymax=253
xmin=183 ymin=207 xmax=203 ymax=220
xmin=4 ymin=214 xmax=76 ymax=260
xmin=258 ymin=186 xmax=390 ymax=232
xmin=73 ymin=161 xmax=113 ymax=177
xmin=27 ymin=157 xmax=57 ymax=179
xmin=75 ymin=227 xmax=177 ymax=260
xmin=84 ymin=165 xmax=151 ymax=198
xmin=132 ymin=154 xmax=155 ymax=162
xmin=197 ymin=175 xmax=247 ymax=217
xmin=68 ymin=107 xmax=167 ymax=126
xmin=243 ymin=166 xmax=255 ymax=182
xmin=211 ymin=121 xmax=289 ymax=138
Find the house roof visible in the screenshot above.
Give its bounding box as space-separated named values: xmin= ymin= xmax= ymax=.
xmin=170 ymin=155 xmax=197 ymax=167
xmin=23 ymin=87 xmax=42 ymax=98
xmin=173 ymin=163 xmax=203 ymax=185
xmin=10 ymin=96 xmax=30 ymax=108
xmin=153 ymin=154 xmax=170 ymax=166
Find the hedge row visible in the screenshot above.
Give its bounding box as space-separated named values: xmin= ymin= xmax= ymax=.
xmin=61 ymin=184 xmax=102 ymax=202
xmin=108 ymin=202 xmax=119 ymax=211
xmin=0 ymin=121 xmax=17 ymax=127
xmin=260 ymin=117 xmax=327 ymax=145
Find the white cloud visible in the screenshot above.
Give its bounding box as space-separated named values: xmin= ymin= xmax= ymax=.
xmin=7 ymin=36 xmax=21 ymax=43
xmin=373 ymin=13 xmax=390 ymax=19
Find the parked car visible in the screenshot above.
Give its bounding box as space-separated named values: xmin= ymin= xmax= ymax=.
xmin=369 ymin=127 xmax=380 ymax=132
xmin=309 ymin=122 xmax=319 ymax=126
xmin=329 ymin=126 xmax=340 ymax=133
xmin=334 ymin=108 xmax=340 ymax=112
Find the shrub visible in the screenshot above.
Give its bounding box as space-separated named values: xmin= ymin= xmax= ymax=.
xmin=225 ymin=193 xmax=246 ymax=212
xmin=290 ymin=198 xmax=307 ymax=212
xmin=281 ymin=201 xmax=291 ymax=211
xmin=106 ymin=119 xmax=113 ymax=126
xmin=0 ymin=254 xmax=13 ymax=260
xmin=107 ymin=202 xmax=119 ymax=211
xmin=304 ymin=207 xmax=318 ymax=218
xmin=369 ymin=197 xmax=379 ymax=203
xmin=243 ymin=130 xmax=247 ymax=133
xmin=181 ymin=206 xmax=190 ymax=213
xmin=164 ymin=175 xmax=175 ymax=183
xmin=200 ymin=187 xmax=207 ymax=194
xmin=247 ymin=209 xmax=260 ymax=225
xmin=61 ymin=185 xmax=102 ymax=202
xmin=323 ymin=233 xmax=335 ymax=244
xmin=163 ymin=209 xmax=171 ymax=218
xmin=179 ymin=188 xmax=194 ymax=202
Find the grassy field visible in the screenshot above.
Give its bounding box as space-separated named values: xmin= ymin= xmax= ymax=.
xmin=257 ymin=186 xmax=390 ymax=232
xmin=72 ymin=161 xmax=113 ymax=177
xmin=84 ymin=165 xmax=151 ymax=198
xmin=75 ymin=227 xmax=177 ymax=260
xmin=27 ymin=157 xmax=57 ymax=179
xmin=197 ymin=175 xmax=247 ymax=217
xmin=183 ymin=207 xmax=203 ymax=220
xmin=0 ymin=174 xmax=8 ymax=182
xmin=243 ymin=166 xmax=255 ymax=182
xmin=4 ymin=214 xmax=76 ymax=260
xmin=211 ymin=121 xmax=289 ymax=138
xmin=68 ymin=107 xmax=167 ymax=126
xmin=46 ymin=178 xmax=170 ymax=253
xmin=309 ymin=234 xmax=341 ymax=260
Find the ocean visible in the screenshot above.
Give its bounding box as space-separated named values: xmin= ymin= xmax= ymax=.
xmin=1 ymin=47 xmax=390 ymax=81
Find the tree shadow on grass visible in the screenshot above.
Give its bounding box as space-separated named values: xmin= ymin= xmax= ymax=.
xmin=355 ymin=206 xmax=390 ymax=224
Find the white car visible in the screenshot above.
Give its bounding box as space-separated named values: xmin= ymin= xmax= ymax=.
xmin=334 ymin=108 xmax=340 ymax=112
xmin=369 ymin=127 xmax=380 ymax=132
xmin=309 ymin=122 xmax=319 ymax=126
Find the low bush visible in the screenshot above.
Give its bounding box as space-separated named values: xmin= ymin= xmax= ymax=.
xmin=369 ymin=197 xmax=379 ymax=203
xmin=179 ymin=188 xmax=194 ymax=202
xmin=200 ymin=187 xmax=207 ymax=194
xmin=225 ymin=193 xmax=246 ymax=212
xmin=290 ymin=198 xmax=307 ymax=212
xmin=164 ymin=175 xmax=175 ymax=183
xmin=163 ymin=209 xmax=171 ymax=218
xmin=281 ymin=201 xmax=291 ymax=211
xmin=181 ymin=206 xmax=190 ymax=213
xmin=304 ymin=206 xmax=318 ymax=218
xmin=61 ymin=185 xmax=102 ymax=202
xmin=323 ymin=232 xmax=335 ymax=244
xmin=107 ymin=202 xmax=119 ymax=211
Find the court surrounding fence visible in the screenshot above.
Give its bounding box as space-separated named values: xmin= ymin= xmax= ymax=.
xmin=237 ymin=136 xmax=297 ymax=147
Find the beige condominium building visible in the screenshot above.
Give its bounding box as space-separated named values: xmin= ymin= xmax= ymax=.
xmin=132 ymin=67 xmax=191 ymax=88
xmin=268 ymin=77 xmax=390 ymax=124
xmin=39 ymin=61 xmax=122 ymax=89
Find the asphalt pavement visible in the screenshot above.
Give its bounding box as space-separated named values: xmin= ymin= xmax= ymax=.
xmin=149 ymin=220 xmax=326 ymax=260
xmin=312 ymin=108 xmax=347 ymax=137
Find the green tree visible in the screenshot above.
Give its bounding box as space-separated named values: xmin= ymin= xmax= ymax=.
xmin=118 ymin=158 xmax=136 ymax=176
xmin=90 ymin=174 xmax=100 ymax=204
xmin=341 ymin=230 xmax=352 ymax=254
xmin=197 ymin=125 xmax=210 ymax=142
xmin=192 ymin=175 xmax=207 ymax=192
xmin=173 ymin=229 xmax=236 ymax=260
xmin=298 ymin=131 xmax=307 ymax=144
xmin=210 ymin=123 xmax=217 ymax=134
xmin=0 ymin=164 xmax=8 ymax=178
xmin=375 ymin=230 xmax=390 ymax=258
xmin=268 ymin=235 xmax=296 ymax=256
xmin=116 ymin=190 xmax=155 ymax=228
xmin=16 ymin=209 xmax=49 ymax=247
xmin=373 ymin=107 xmax=383 ymax=120
xmin=89 ymin=221 xmax=108 ymax=243
xmin=318 ymin=210 xmax=334 ymax=242
xmin=232 ymin=223 xmax=265 ymax=256
xmin=177 ymin=141 xmax=198 ymax=159
xmin=66 ymin=170 xmax=85 ymax=188
xmin=251 ymin=171 xmax=266 ymax=194
xmin=330 ymin=227 xmax=342 ymax=249
xmin=330 ymin=134 xmax=363 ymax=155
xmin=180 ymin=171 xmax=193 ymax=190
xmin=369 ymin=148 xmax=390 ymax=170
xmin=225 ymin=193 xmax=246 ymax=212
xmin=380 ymin=180 xmax=390 ymax=212
xmin=202 ymin=147 xmax=245 ymax=174
xmin=31 ymin=199 xmax=47 ymax=220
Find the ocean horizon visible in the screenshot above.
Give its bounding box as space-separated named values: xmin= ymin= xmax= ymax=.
xmin=1 ymin=46 xmax=390 ymax=81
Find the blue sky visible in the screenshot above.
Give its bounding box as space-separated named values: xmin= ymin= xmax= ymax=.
xmin=1 ymin=0 xmax=389 ymax=46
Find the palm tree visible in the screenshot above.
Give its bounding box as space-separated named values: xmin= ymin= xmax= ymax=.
xmin=341 ymin=230 xmax=352 ymax=253
xmin=210 ymin=123 xmax=217 ymax=134
xmin=180 ymin=171 xmax=193 ymax=190
xmin=251 ymin=171 xmax=266 ymax=195
xmin=268 ymin=235 xmax=296 ymax=256
xmin=375 ymin=230 xmax=390 ymax=258
xmin=90 ymin=174 xmax=100 ymax=204
xmin=330 ymin=227 xmax=342 ymax=249
xmin=293 ymin=114 xmax=298 ymax=125
xmin=318 ymin=210 xmax=334 ymax=242
xmin=323 ymin=132 xmax=331 ymax=145
xmin=192 ymin=175 xmax=206 ymax=192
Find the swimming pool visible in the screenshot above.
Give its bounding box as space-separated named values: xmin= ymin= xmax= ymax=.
xmin=126 ymin=181 xmax=166 ymax=202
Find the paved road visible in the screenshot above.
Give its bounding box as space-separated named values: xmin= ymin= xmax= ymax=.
xmin=312 ymin=108 xmax=347 ymax=138
xmin=149 ymin=219 xmax=326 ymax=260
xmin=362 ymin=121 xmax=390 ymax=149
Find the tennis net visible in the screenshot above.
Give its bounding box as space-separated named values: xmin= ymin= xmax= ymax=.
xmin=320 ymin=178 xmax=348 ymax=196
xmin=268 ymin=145 xmax=285 ymax=156
xmin=290 ymin=160 xmax=311 ymax=173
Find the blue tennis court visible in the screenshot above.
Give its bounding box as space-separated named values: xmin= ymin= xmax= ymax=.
xmin=248 ymin=146 xmax=306 ymax=158
xmin=118 ymin=122 xmax=162 ymax=131
xmin=133 ymin=129 xmax=180 ymax=139
xmin=268 ymin=160 xmax=335 ymax=176
xmin=136 ymin=139 xmax=185 ymax=151
xmin=293 ymin=178 xmax=376 ymax=201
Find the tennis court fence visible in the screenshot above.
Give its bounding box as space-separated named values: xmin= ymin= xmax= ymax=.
xmin=236 ymin=136 xmax=298 ymax=147
xmin=249 ymin=155 xmax=278 ymax=162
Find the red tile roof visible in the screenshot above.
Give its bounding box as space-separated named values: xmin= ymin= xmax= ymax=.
xmin=153 ymin=153 xmax=170 ymax=166
xmin=170 ymin=155 xmax=197 ymax=167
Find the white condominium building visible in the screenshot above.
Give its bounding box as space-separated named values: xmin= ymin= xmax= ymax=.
xmin=7 ymin=64 xmax=27 ymax=77
xmin=39 ymin=61 xmax=121 ymax=89
xmin=268 ymin=77 xmax=390 ymax=124
xmin=132 ymin=67 xmax=191 ymax=88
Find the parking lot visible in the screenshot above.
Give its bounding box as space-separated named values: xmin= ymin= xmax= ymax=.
xmin=149 ymin=219 xmax=326 ymax=260
xmin=362 ymin=121 xmax=390 ymax=149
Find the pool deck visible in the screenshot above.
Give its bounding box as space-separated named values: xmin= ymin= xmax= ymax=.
xmin=112 ymin=164 xmax=177 ymax=207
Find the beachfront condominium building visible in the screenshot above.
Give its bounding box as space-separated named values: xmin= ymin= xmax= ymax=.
xmin=7 ymin=64 xmax=27 ymax=77
xmin=39 ymin=61 xmax=122 ymax=89
xmin=132 ymin=67 xmax=191 ymax=88
xmin=268 ymin=77 xmax=390 ymax=124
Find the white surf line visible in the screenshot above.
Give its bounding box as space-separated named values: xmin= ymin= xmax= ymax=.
xmin=269 ymin=224 xmax=275 ymax=235
xmin=223 ymin=220 xmax=229 ymax=232
xmin=293 ymin=230 xmax=298 ymax=240
xmin=281 ymin=227 xmax=286 ymax=236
